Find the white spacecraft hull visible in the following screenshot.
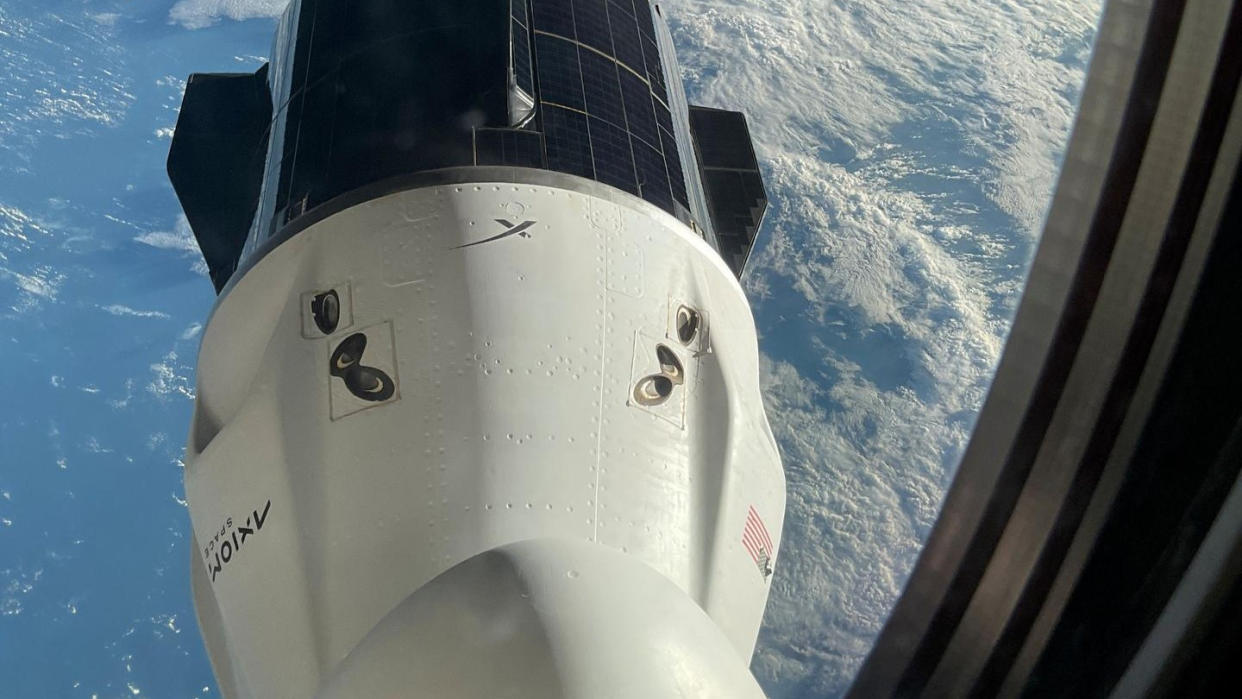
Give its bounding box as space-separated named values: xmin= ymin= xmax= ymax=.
xmin=184 ymin=174 xmax=785 ymax=697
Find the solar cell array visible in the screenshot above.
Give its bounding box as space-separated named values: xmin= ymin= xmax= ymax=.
xmin=687 ymin=106 xmax=768 ymax=276
xmin=182 ymin=0 xmax=767 ymax=293
xmin=528 ymin=0 xmax=689 ymax=214
xmin=475 ymin=128 xmax=546 ymax=167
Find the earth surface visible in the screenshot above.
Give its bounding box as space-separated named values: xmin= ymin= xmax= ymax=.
xmin=0 ymin=0 xmax=1101 ymax=696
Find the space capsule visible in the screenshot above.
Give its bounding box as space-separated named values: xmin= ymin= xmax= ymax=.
xmin=168 ymin=1 xmax=783 ymax=695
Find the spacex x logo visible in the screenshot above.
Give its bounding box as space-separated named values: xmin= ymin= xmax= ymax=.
xmin=453 ymin=219 xmax=537 ymax=249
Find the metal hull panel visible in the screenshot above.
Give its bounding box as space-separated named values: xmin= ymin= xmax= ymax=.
xmin=185 ymin=181 xmax=784 ymax=696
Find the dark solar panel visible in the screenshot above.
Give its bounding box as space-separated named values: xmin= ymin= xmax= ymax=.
xmin=634 ymin=0 xmax=656 ymax=39
xmin=648 ymin=75 xmax=667 ymax=105
xmin=608 ymin=0 xmax=634 ymax=17
xmin=660 ymin=127 xmax=689 ymax=207
xmin=475 ymin=128 xmax=546 ymax=168
xmin=703 ymin=169 xmax=756 ymax=266
xmin=274 ymin=92 xmax=302 ymax=217
xmin=476 ymin=129 xmax=507 ymax=166
xmin=543 ymin=105 xmax=595 ymax=178
xmin=654 ymin=101 xmax=674 ymax=138
xmin=288 ymin=78 xmax=336 ymax=205
xmin=516 ymin=130 xmax=547 ymax=167
xmin=572 ymin=0 xmax=613 ymax=57
xmin=513 ymin=20 xmax=534 ymax=93
xmin=531 ymin=0 xmax=575 ymax=38
xmin=588 ymin=116 xmax=638 ymax=194
xmin=688 ymin=106 xmax=768 ymax=276
xmin=633 ymin=138 xmax=673 ymax=211
xmin=641 ymin=36 xmax=667 ymax=103
xmin=166 ymin=69 xmax=272 ymax=292
xmin=579 ymin=49 xmax=625 ymax=129
xmin=511 ymin=0 xmax=528 ymax=27
xmin=607 ymin=2 xmax=645 ymax=75
xmin=522 ymin=0 xmax=687 ymax=218
xmin=689 ymin=107 xmax=756 ymax=169
xmin=619 ymin=70 xmax=658 ymax=148
xmin=535 ymin=34 xmax=585 ymax=110
xmin=740 ymin=170 xmax=766 ymax=206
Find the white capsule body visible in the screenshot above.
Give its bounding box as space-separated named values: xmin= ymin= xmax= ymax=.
xmin=185 ymin=175 xmax=785 ymax=698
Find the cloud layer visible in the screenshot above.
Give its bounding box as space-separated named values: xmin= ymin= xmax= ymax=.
xmin=660 ymin=0 xmax=1101 ymax=694
xmin=168 ymin=0 xmax=288 ymax=29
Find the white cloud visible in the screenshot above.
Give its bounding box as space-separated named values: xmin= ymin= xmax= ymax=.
xmin=108 ymin=378 xmax=135 ymax=410
xmin=752 ymin=356 xmax=979 ymax=694
xmin=88 ymin=12 xmax=121 ymax=26
xmin=0 ymin=566 xmax=41 ymax=617
xmin=1 ymin=264 xmax=65 ymax=313
xmin=147 ymin=351 xmax=195 ymax=401
xmin=660 ymin=0 xmax=1102 ymax=694
xmin=0 ymin=7 xmax=135 ymax=165
xmin=168 ymin=0 xmax=288 ymax=30
xmin=134 ymin=215 xmax=197 ymax=253
xmin=0 ymin=267 xmax=59 ymax=298
xmin=0 ymin=204 xmax=49 ymax=243
xmin=135 ymin=215 xmax=210 ymax=277
xmin=155 ymin=75 xmax=187 ymax=92
xmin=100 ymin=304 xmax=170 ymax=319
xmin=84 ymin=436 xmax=113 ymax=454
xmin=147 ymin=432 xmax=168 ymax=451
xmin=180 ymin=322 xmax=203 ymax=341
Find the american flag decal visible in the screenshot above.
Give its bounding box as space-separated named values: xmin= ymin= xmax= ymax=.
xmin=742 ymin=506 xmax=774 ymax=580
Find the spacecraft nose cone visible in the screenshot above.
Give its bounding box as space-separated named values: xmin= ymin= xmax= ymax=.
xmin=317 ymin=539 xmax=766 ymax=699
